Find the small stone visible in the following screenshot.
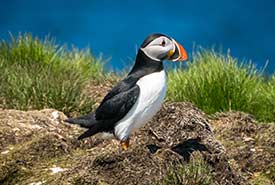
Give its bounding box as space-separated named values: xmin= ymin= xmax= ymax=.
xmin=29 ymin=182 xmax=43 ymax=185
xmin=243 ymin=136 xmax=254 ymax=142
xmin=49 ymin=166 xmax=67 ymax=174
xmin=1 ymin=150 xmax=9 ymax=154
xmin=51 ymin=111 xmax=59 ymax=120
xmin=250 ymin=148 xmax=256 ymax=152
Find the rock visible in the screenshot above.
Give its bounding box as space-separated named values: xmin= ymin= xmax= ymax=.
xmin=0 ymin=103 xmax=248 ymax=185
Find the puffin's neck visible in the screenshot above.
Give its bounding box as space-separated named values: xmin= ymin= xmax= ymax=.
xmin=128 ymin=49 xmax=164 ymax=77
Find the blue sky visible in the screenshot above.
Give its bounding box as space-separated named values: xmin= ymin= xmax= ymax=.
xmin=0 ymin=0 xmax=275 ymax=72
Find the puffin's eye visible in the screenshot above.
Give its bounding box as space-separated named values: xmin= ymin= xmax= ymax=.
xmin=161 ymin=40 xmax=166 ymax=47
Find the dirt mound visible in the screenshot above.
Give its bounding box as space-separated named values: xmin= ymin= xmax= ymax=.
xmin=0 ymin=109 xmax=78 ymax=150
xmin=211 ymin=112 xmax=275 ymax=184
xmin=53 ymin=103 xmax=245 ymax=185
xmin=0 ymin=103 xmax=251 ymax=185
xmin=0 ymin=109 xmax=84 ymax=184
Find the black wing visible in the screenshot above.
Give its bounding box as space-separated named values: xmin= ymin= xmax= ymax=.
xmin=69 ymin=83 xmax=140 ymax=140
xmin=95 ymin=84 xmax=140 ymax=122
xmin=65 ymin=76 xmax=140 ymax=134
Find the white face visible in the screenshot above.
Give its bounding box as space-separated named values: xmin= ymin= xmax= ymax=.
xmin=141 ymin=36 xmax=175 ymax=61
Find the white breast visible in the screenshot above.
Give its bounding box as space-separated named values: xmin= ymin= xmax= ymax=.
xmin=114 ymin=70 xmax=166 ymax=141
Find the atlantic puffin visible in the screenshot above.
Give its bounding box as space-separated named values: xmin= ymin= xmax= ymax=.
xmin=65 ymin=33 xmax=188 ymax=150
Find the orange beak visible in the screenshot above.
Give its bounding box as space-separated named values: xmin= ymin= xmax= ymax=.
xmin=168 ymin=40 xmax=188 ymax=62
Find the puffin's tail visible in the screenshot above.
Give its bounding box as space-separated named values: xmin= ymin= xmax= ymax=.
xmin=65 ymin=112 xmax=97 ymax=128
xmin=65 ymin=112 xmax=101 ymax=140
xmin=77 ymin=126 xmax=100 ymax=140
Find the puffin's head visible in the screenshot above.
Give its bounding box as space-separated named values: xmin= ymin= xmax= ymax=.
xmin=140 ymin=33 xmax=188 ymax=62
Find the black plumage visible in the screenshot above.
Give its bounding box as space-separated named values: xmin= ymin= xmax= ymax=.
xmin=65 ymin=49 xmax=163 ymax=140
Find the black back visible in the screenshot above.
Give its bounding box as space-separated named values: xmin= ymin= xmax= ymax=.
xmin=95 ymin=49 xmax=164 ymax=124
xmin=67 ymin=35 xmax=166 ymax=139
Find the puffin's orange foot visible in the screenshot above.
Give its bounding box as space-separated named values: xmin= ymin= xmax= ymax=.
xmin=121 ymin=139 xmax=130 ymax=150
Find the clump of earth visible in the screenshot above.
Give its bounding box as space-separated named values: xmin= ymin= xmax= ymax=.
xmin=0 ymin=102 xmax=274 ymax=185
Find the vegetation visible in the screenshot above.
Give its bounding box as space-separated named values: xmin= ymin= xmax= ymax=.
xmin=0 ymin=34 xmax=274 ymax=122
xmin=0 ymin=34 xmax=105 ymax=115
xmin=0 ymin=33 xmax=274 ymax=184
xmin=162 ymin=159 xmax=213 ymax=185
xmin=167 ymin=49 xmax=275 ymax=122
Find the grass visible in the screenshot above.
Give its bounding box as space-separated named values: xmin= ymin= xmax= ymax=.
xmin=1 ymin=34 xmax=274 ymax=185
xmin=260 ymin=75 xmax=275 ymax=121
xmin=0 ymin=33 xmax=105 ymax=115
xmin=167 ymin=49 xmax=275 ymax=122
xmin=162 ymin=159 xmax=214 ymax=185
xmin=0 ymin=33 xmax=274 ymax=122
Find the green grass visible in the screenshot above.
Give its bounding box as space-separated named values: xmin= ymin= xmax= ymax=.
xmin=1 ymin=34 xmax=274 ymax=122
xmin=0 ymin=33 xmax=105 ymax=115
xmin=162 ymin=159 xmax=213 ymax=185
xmin=259 ymin=75 xmax=275 ymax=121
xmin=167 ymin=49 xmax=275 ymax=122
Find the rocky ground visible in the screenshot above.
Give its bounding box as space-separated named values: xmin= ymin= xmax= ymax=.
xmin=210 ymin=112 xmax=275 ymax=184
xmin=0 ymin=83 xmax=274 ymax=185
xmin=0 ymin=102 xmax=274 ymax=185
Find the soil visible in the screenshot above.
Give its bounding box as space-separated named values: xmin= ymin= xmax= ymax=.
xmin=0 ymin=86 xmax=274 ymax=184
xmin=211 ymin=112 xmax=275 ymax=184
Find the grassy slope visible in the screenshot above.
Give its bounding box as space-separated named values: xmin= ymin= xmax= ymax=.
xmin=0 ymin=34 xmax=105 ymax=115
xmin=167 ymin=49 xmax=275 ymax=122
xmin=1 ymin=34 xmax=274 ymax=121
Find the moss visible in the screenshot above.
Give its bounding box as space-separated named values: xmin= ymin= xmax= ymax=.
xmin=250 ymin=172 xmax=275 ymax=185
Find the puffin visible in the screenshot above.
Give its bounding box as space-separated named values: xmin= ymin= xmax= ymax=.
xmin=65 ymin=33 xmax=188 ymax=150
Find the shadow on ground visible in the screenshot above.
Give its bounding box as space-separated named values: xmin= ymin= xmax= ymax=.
xmin=0 ymin=102 xmax=274 ymax=184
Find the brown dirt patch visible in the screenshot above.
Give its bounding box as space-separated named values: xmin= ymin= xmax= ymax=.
xmin=0 ymin=103 xmax=255 ymax=184
xmin=211 ymin=112 xmax=275 ymax=184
